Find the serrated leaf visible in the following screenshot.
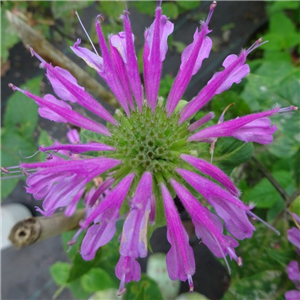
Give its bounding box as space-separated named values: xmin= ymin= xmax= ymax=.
xmin=50 ymin=262 xmax=71 ymax=285
xmin=176 ymin=1 xmax=201 ymax=11
xmin=4 ymin=76 xmax=42 ymax=138
xmin=81 ymin=268 xmax=116 ymax=293
xmin=124 ymin=274 xmax=164 ymax=300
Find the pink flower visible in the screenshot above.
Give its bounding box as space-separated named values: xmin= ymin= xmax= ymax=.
xmin=6 ymin=1 xmax=298 ymax=295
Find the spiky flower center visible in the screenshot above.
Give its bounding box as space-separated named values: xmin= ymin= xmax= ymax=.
xmin=103 ymin=105 xmax=195 ymax=196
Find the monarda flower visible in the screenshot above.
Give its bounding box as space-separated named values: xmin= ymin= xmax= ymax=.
xmin=6 ymin=1 xmax=298 ymax=295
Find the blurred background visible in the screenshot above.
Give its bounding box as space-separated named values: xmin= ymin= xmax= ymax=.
xmin=1 ymin=1 xmax=300 ymax=300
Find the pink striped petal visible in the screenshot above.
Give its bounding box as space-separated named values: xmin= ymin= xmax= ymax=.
xmin=161 ymin=183 xmax=195 ymax=291
xmin=188 ymin=108 xmax=279 ymax=142
xmin=39 ymin=142 xmax=116 ymax=154
xmin=180 ymin=154 xmax=240 ymax=196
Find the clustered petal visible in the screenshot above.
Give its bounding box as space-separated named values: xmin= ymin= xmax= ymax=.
xmin=7 ymin=1 xmax=298 ymax=295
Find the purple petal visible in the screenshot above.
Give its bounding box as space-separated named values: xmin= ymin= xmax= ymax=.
xmin=287 ymin=261 xmax=300 ymax=284
xmin=42 ymin=174 xmax=87 ymax=212
xmin=285 ymin=290 xmax=300 ymax=300
xmin=70 ymin=39 xmax=104 ymax=73
xmin=116 ymin=255 xmax=141 ymax=295
xmin=170 ymin=179 xmax=239 ymax=262
xmin=176 ymin=168 xmax=255 ymax=240
xmin=207 ymin=54 xmax=250 ymax=95
xmin=40 ymin=142 xmax=116 ymax=154
xmin=82 ymin=173 xmax=135 ymax=228
xmin=95 ymin=16 xmax=130 ymax=115
xmin=143 ymin=8 xmax=173 ymax=111
xmin=46 ymin=66 xmax=84 ymax=103
xmin=188 ymin=108 xmax=280 ymax=142
xmin=88 ymin=177 xmax=115 ymax=207
xmin=109 ymin=34 xmax=135 ymax=110
xmin=149 ymin=194 xmax=156 ymax=225
xmin=123 ymin=14 xmax=143 ymax=111
xmin=180 ymin=50 xmax=250 ymax=123
xmin=65 ymin=187 xmax=85 ymax=217
xmin=120 ymin=172 xmax=152 ymax=258
xmin=161 ymin=184 xmax=195 ymax=290
xmin=67 ymin=129 xmax=80 ymax=143
xmin=288 ymin=227 xmax=300 ymax=250
xmin=21 ymin=157 xmax=121 ymax=176
xmin=166 ymin=24 xmax=211 ymax=116
xmin=232 ymin=121 xmax=277 ymax=144
xmin=180 ymin=154 xmax=240 ymax=196
xmin=188 ymin=112 xmax=215 ymax=132
xmin=292 ymin=212 xmax=300 ymax=224
xmin=81 ymin=207 xmax=119 ymax=260
xmin=21 ymin=89 xmax=111 ymax=136
xmin=38 ymin=94 xmax=72 ymax=123
xmin=30 ymin=48 xmax=117 ymax=125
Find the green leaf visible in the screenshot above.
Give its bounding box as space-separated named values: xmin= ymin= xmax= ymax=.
xmin=99 ymin=1 xmax=124 ymax=17
xmin=1 ymin=5 xmax=21 ymax=62
xmin=51 ymin=1 xmax=93 ymax=19
xmin=131 ymin=1 xmax=156 ymax=16
xmin=241 ymin=61 xmax=297 ymax=110
xmin=268 ymin=113 xmax=299 ymax=158
xmin=68 ymin=278 xmax=91 ymax=300
xmin=172 ymin=40 xmax=187 ymax=54
xmin=243 ymin=171 xmax=293 ymax=208
xmin=262 ymin=12 xmax=299 ymax=51
xmin=1 ymin=130 xmax=37 ymax=198
xmin=50 ymin=262 xmax=71 ymax=285
xmin=67 ymin=249 xmax=102 ymax=283
xmin=4 ymin=76 xmax=42 ymax=138
xmin=88 ymin=289 xmax=119 ymax=300
xmin=176 ymin=1 xmax=201 ymax=12
xmin=198 ymin=137 xmax=253 ymax=176
xmin=124 ymin=274 xmax=164 ymax=300
xmin=223 ymin=270 xmax=283 ymax=300
xmin=269 ymin=1 xmax=300 ymax=12
xmin=81 ymin=268 xmax=116 ymax=293
xmin=241 ymin=61 xmax=300 ymax=158
xmin=290 ymin=196 xmax=300 ymax=215
xmin=37 ymin=129 xmax=53 ymax=161
xmin=61 ymin=229 xmax=85 ymax=260
xmin=161 ymin=2 xmax=179 ymax=19
xmin=265 ymin=248 xmax=295 ymax=267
